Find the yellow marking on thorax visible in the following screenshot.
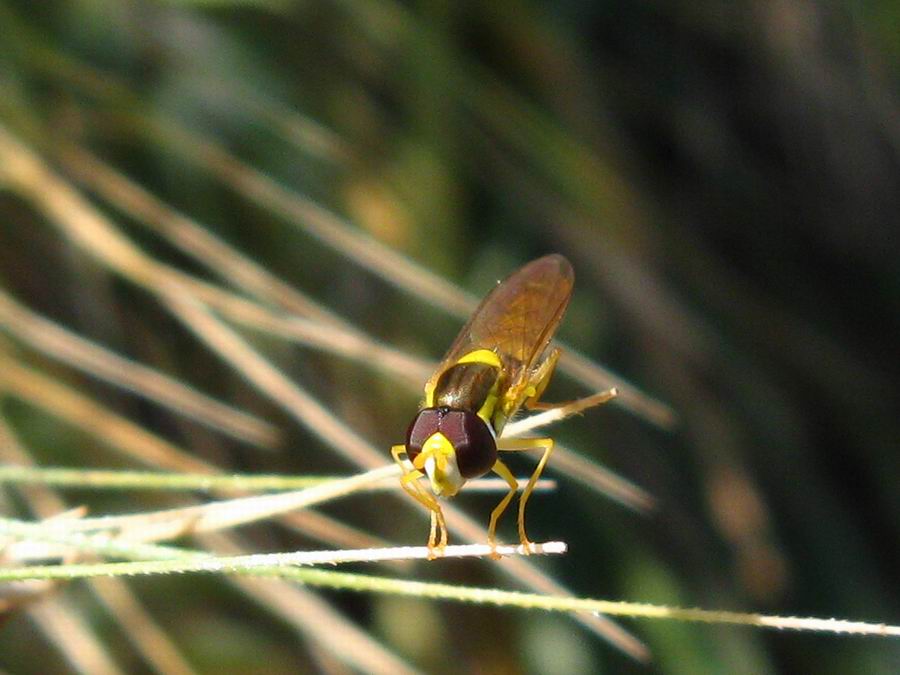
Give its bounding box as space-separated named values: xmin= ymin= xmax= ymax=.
xmin=460 ymin=350 xmax=502 ymax=428
xmin=423 ymin=349 xmax=503 ymax=430
xmin=457 ymin=349 xmax=502 ymax=368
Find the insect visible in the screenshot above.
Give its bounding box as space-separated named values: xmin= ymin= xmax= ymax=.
xmin=391 ymin=254 xmax=617 ymax=556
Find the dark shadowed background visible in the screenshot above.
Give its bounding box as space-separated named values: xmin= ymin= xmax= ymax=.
xmin=0 ymin=1 xmax=898 ymax=673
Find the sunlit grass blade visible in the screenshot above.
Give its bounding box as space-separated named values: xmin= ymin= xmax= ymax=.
xmin=26 ymin=598 xmax=125 ymax=675
xmin=0 ymin=287 xmax=279 ymax=448
xmin=0 ymin=464 xmax=554 ymax=494
xmin=0 ymin=120 xmax=643 ymax=655
xmin=52 ymin=139 xmax=646 ymax=516
xmin=0 ymin=354 xmax=212 ymax=473
xmin=0 ymin=416 xmax=198 ymax=675
xmin=278 ymin=569 xmax=900 ymax=638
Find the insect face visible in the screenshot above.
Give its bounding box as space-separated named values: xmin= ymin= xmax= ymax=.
xmin=405 ymin=406 xmax=497 ymax=496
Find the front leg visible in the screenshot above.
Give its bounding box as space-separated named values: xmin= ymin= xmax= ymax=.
xmin=392 ymin=444 xmax=448 ymax=556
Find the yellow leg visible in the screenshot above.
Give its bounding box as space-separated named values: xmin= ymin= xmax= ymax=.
xmin=487 ymin=459 xmax=518 ymax=558
xmin=524 ymin=347 xmax=560 ymax=407
xmin=392 ymin=444 xmax=447 ymax=556
xmin=496 ymin=437 xmax=554 ymax=553
xmin=527 ymin=388 xmax=618 ymax=413
xmin=520 ymin=347 xmax=618 ymax=416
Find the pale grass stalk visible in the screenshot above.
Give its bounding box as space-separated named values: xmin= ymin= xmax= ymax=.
xmin=55 ymin=134 xmax=642 ymax=511
xmin=0 ymin=353 xmax=212 ymax=473
xmin=274 ymin=569 xmax=900 ymax=638
xmin=142 ymin=116 xmax=675 ymax=428
xmin=27 ymin=598 xmax=124 ymax=675
xmin=161 ymin=292 xmax=647 ymax=656
xmin=504 ymin=390 xmax=621 ymax=436
xmin=197 ymin=531 xmax=422 ymax=675
xmin=0 ymin=123 xmax=644 ymax=657
xmin=0 ymin=286 xmax=279 ymax=448
xmin=504 ymin=389 xmax=654 ymax=511
xmin=0 ymin=420 xmax=201 ymax=675
xmin=0 ymin=357 xmax=392 ymax=555
xmin=46 ymin=466 xmax=401 ymax=543
xmin=0 ymin=466 xmax=406 ymax=560
xmin=0 ymin=464 xmax=554 ymax=494
xmin=0 ymin=536 xmax=567 ymax=580
xmin=52 ymin=142 xmax=644 ymax=513
xmin=57 ymin=142 xmax=431 ymax=387
xmin=8 ymin=524 xmax=896 ymax=640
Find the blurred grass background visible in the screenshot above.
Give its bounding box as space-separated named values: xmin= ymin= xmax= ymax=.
xmin=0 ymin=0 xmax=898 ymax=673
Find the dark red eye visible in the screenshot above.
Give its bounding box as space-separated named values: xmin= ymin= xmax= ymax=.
xmin=440 ymin=410 xmax=497 ymax=479
xmin=405 ymin=408 xmax=497 ymax=478
xmin=405 ymin=408 xmax=442 ymax=462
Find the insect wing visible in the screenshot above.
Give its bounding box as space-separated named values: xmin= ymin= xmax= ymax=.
xmin=427 ymin=254 xmax=574 ymax=406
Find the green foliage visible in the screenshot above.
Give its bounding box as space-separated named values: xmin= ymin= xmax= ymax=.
xmin=1 ymin=0 xmax=898 ymax=672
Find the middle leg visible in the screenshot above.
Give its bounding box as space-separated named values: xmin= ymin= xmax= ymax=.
xmin=487 ymin=458 xmax=518 ymax=558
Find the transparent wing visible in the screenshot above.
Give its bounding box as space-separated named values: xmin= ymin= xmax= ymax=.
xmin=426 ymin=254 xmax=574 ymax=412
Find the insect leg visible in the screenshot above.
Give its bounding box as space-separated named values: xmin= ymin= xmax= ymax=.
xmin=522 ymin=347 xmax=561 ymax=408
xmin=487 ymin=458 xmax=518 ymax=558
xmin=392 ymin=444 xmax=448 ymax=555
xmin=523 ymin=348 xmax=618 ymax=416
xmin=496 ymin=437 xmax=554 ymax=552
xmin=527 ymin=388 xmax=619 ymax=416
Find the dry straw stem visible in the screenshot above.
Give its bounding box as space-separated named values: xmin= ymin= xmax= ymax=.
xmin=26 ymin=597 xmax=123 ymax=675
xmin=57 ymin=142 xmax=432 ymax=388
xmin=0 ymin=430 xmax=419 ymax=675
xmin=30 ymin=466 xmax=405 ymax=546
xmin=4 ymin=518 xmax=894 ymax=640
xmin=0 ymin=287 xmax=279 ymax=448
xmin=0 ymin=534 xmax=567 ymax=581
xmin=0 ymin=464 xmax=554 ymax=494
xmin=0 ymin=417 xmax=199 ymax=675
xmin=0 ymin=123 xmax=645 ymax=658
xmin=0 ymin=466 xmax=553 ymax=563
xmin=504 ymin=388 xmax=654 ymax=512
xmin=276 ymin=569 xmax=900 ymax=638
xmin=3 ymin=0 xmax=671 ymax=428
xmin=0 ymin=352 xmax=212 ymax=474
xmin=136 ymin=115 xmax=676 ymax=428
xmin=58 ymin=140 xmax=649 ymax=511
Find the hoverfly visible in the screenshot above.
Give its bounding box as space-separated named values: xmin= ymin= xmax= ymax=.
xmin=391 ymin=254 xmax=617 ymax=555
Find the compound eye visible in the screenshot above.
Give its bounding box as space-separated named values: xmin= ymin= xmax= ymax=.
xmin=405 ymin=408 xmax=441 ymax=462
xmin=442 ymin=410 xmax=497 ymax=479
